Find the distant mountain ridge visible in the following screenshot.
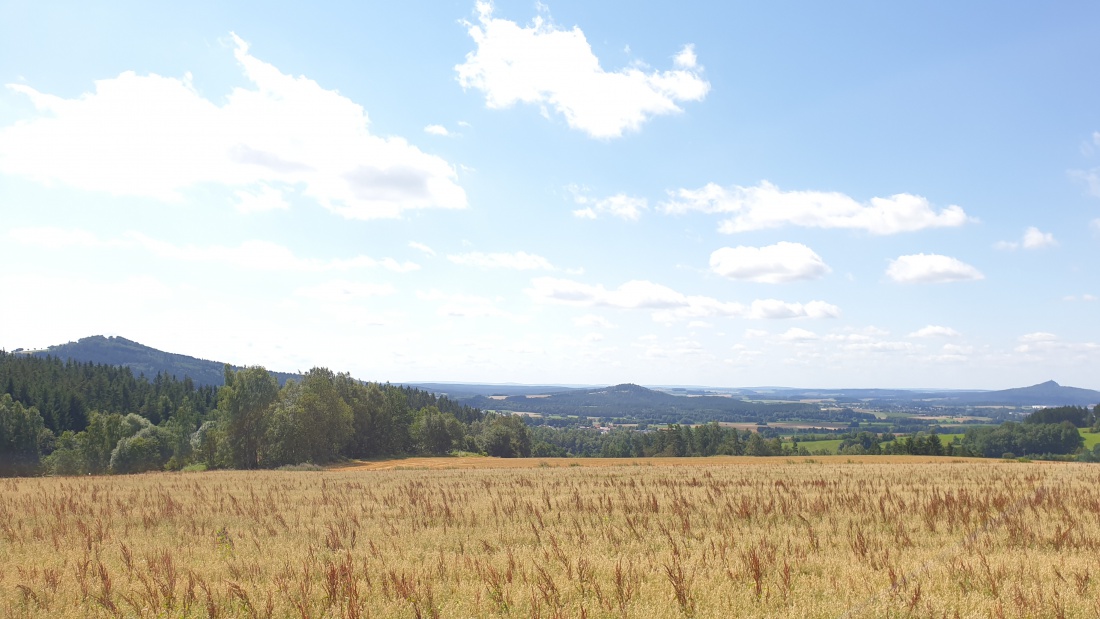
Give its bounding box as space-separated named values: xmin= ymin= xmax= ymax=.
xmin=18 ymin=335 xmax=300 ymax=387
xmin=12 ymin=336 xmax=1100 ymax=408
xmin=463 ymin=382 xmax=839 ymax=425
xmin=947 ymin=380 xmax=1100 ymax=406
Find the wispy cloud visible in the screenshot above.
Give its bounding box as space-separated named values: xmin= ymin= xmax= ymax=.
xmin=1013 ymin=332 xmax=1099 ymax=355
xmin=663 ymin=181 xmax=972 ymax=234
xmin=1069 ymin=168 xmax=1100 ymax=198
xmin=129 ymin=233 xmax=422 ymax=273
xmin=417 ymin=290 xmax=520 ymax=320
xmin=6 ymin=226 xmax=119 ymax=250
xmin=527 ymin=277 xmax=839 ymax=322
xmin=233 ymin=185 xmax=291 ymax=213
xmin=8 ymin=227 xmax=419 ymax=273
xmin=294 ymin=280 xmax=395 ymax=301
xmin=448 ymin=251 xmax=556 ymax=270
xmin=574 ymin=314 xmax=616 ymax=328
xmin=408 ymin=241 xmax=436 ymax=256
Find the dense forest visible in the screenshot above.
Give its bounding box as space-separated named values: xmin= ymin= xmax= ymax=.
xmin=1 ymin=351 xmax=218 ymax=432
xmin=0 ymin=352 xmax=503 ymax=476
xmin=2 ymin=351 xmax=1099 ymax=476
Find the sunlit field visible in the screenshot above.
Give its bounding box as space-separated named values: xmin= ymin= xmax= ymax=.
xmin=3 ymin=457 xmax=1099 ymax=618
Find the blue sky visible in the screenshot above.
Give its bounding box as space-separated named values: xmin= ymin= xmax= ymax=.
xmin=2 ymin=1 xmax=1098 ymax=389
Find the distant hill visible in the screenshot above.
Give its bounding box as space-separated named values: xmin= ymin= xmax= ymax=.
xmin=15 ymin=336 xmax=1099 ymax=412
xmin=725 ymin=382 xmax=1100 ymax=408
xmin=20 ymin=335 xmax=300 ymax=387
xmin=462 ymin=382 xmax=855 ymax=425
xmin=946 ymin=380 xmax=1100 ymax=407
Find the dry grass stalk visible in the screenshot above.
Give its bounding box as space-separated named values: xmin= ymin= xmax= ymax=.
xmin=1 ymin=458 xmax=1099 ymax=617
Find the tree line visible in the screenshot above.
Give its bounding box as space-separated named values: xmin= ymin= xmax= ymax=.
xmin=0 ymin=351 xmax=218 ymax=433
xmin=821 ymin=405 xmax=1098 ymax=459
xmin=3 ymin=350 xmax=1099 ymax=476
xmin=1 ymin=355 xmax=531 ymax=476
xmin=530 ymin=423 xmax=813 ymax=458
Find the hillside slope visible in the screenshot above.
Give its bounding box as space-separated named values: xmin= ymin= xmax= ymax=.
xmin=947 ymin=380 xmax=1100 ymax=406
xmin=22 ymin=335 xmax=300 ymax=387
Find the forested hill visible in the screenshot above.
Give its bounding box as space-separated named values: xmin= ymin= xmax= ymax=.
xmin=466 ymin=383 xmax=849 ymax=425
xmin=19 ymin=335 xmax=300 ymax=387
xmin=946 ymin=380 xmax=1100 ymax=407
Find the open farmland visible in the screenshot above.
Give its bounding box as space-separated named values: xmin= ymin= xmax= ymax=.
xmin=3 ymin=458 xmax=1100 ymax=618
xmin=1083 ymin=431 xmax=1100 ymax=450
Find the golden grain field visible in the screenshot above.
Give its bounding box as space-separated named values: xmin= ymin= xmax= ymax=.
xmin=2 ymin=456 xmax=1099 ymax=618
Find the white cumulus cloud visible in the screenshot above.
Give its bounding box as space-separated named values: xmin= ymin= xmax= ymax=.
xmin=1014 ymin=332 xmax=1058 ymax=353
xmin=886 ymin=254 xmax=984 ymax=284
xmin=662 ymin=181 xmax=972 ymax=234
xmin=996 ymin=226 xmax=1058 ymax=250
xmin=1022 ymin=226 xmax=1057 ymax=249
xmin=570 ymin=189 xmax=647 ymax=221
xmin=908 ymin=325 xmax=961 ymax=338
xmin=779 ymin=328 xmax=818 ymax=342
xmin=0 ymin=33 xmax=466 ymax=219
xmin=1019 ymin=332 xmax=1058 ymax=343
xmin=455 ymin=2 xmax=709 ymax=139
xmin=448 ymin=251 xmax=555 ymax=270
xmin=423 ymin=124 xmax=451 ymax=136
xmin=673 ymin=44 xmax=698 ymax=69
xmin=709 ymin=241 xmax=830 ymax=283
xmin=741 ymin=299 xmax=840 ymax=321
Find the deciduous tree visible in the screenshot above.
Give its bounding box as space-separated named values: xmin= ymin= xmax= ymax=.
xmin=218 ymin=366 xmax=278 ymax=469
